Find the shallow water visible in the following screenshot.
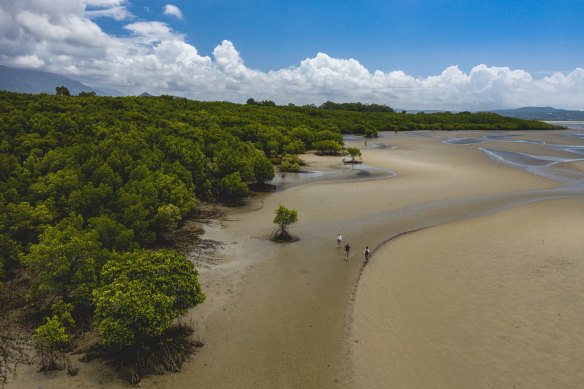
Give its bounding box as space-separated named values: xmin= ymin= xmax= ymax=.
xmin=438 ymin=129 xmax=584 ymax=187
xmin=351 ymin=129 xmax=584 ymax=388
xmin=480 ymin=147 xmax=584 ymax=185
xmin=269 ymin=162 xmax=395 ymax=191
xmin=546 ymin=121 xmax=584 ymax=131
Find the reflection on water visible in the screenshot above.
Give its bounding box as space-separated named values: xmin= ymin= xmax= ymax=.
xmin=443 ymin=134 xmax=539 ymax=145
xmin=565 ymin=132 xmax=584 ymax=141
xmin=444 ymin=137 xmax=485 ymax=144
xmin=443 ymin=133 xmax=523 ymax=144
xmin=370 ymin=143 xmax=395 ymax=149
xmin=270 ymin=163 xmax=395 ymax=192
xmin=439 ymin=128 xmax=584 ymax=188
xmin=343 ymin=133 xmax=387 ymax=142
xmin=545 ymin=144 xmax=584 ymax=155
xmin=277 ymin=129 xmax=584 ymax=194
xmin=480 ymin=147 xmax=584 ymax=167
xmin=546 ymin=121 xmax=584 ymax=131
xmin=373 ymin=129 xmax=584 ymax=240
xmin=480 ymin=147 xmax=584 ymax=187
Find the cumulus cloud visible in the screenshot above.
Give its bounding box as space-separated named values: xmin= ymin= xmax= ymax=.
xmin=163 ymin=4 xmax=183 ymax=20
xmin=0 ymin=0 xmax=583 ymax=110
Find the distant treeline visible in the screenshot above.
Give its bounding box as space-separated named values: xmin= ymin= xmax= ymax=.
xmin=318 ymin=101 xmax=395 ymax=112
xmin=0 ymin=91 xmax=559 ymax=374
xmin=248 ymin=98 xmax=395 ymax=113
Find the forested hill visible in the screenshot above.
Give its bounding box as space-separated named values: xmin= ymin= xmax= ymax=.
xmin=490 ymin=106 xmax=584 ymax=121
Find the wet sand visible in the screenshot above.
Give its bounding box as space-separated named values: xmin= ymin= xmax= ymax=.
xmin=9 ymin=130 xmax=584 ymax=388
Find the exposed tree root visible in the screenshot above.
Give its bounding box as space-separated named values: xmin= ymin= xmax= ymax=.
xmin=87 ymin=325 xmax=202 ymax=385
xmin=270 ymin=229 xmax=299 ymax=243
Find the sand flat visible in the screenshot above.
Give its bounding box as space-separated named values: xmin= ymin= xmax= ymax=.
xmin=10 ymin=130 xmax=583 ymax=388
xmin=351 ymin=198 xmax=584 ymax=388
xmin=148 ymin=131 xmax=567 ymax=389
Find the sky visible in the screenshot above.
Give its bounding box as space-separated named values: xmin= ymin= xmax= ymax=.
xmin=0 ymin=0 xmax=583 ymax=110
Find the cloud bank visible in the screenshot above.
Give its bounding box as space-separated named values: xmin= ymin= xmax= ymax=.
xmin=0 ymin=0 xmax=583 ymax=110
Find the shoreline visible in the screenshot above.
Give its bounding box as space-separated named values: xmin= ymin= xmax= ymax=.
xmin=7 ymin=129 xmax=583 ymax=388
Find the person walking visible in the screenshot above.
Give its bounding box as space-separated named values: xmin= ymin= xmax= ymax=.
xmin=363 ymin=246 xmax=371 ymax=263
xmin=344 ymin=242 xmax=351 ymax=259
xmin=337 ymin=234 xmax=343 ymax=247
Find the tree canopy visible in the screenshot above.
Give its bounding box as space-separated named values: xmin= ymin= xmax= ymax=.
xmin=93 ymin=249 xmax=205 ymax=348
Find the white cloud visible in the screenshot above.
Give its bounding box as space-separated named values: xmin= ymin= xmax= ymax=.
xmin=0 ymin=0 xmax=583 ymax=110
xmin=11 ymin=54 xmax=45 ymax=68
xmin=163 ymin=4 xmax=183 ymax=20
xmin=124 ymin=21 xmax=183 ymax=43
xmin=86 ymin=6 xmax=132 ymax=20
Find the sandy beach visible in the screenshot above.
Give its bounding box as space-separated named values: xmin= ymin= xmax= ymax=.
xmin=351 ymin=198 xmax=584 ymax=388
xmin=9 ymin=129 xmax=584 ymax=388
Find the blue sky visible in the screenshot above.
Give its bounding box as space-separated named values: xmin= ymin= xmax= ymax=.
xmin=117 ymin=0 xmax=584 ymax=76
xmin=1 ymin=0 xmax=583 ymax=109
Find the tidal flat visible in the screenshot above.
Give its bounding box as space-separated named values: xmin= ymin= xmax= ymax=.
xmin=12 ymin=128 xmax=584 ymax=388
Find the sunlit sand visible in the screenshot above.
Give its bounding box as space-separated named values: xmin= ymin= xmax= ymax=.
xmin=11 ymin=129 xmax=584 ymax=388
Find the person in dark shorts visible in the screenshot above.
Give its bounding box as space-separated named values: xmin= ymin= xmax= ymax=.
xmin=337 ymin=234 xmax=343 ymax=247
xmin=344 ymin=242 xmax=351 ymax=259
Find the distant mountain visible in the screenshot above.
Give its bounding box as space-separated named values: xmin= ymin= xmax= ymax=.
xmin=0 ymin=65 xmax=119 ymax=96
xmin=138 ymin=92 xmax=154 ymax=97
xmin=395 ymin=109 xmax=448 ymax=114
xmin=490 ymin=107 xmax=584 ymax=121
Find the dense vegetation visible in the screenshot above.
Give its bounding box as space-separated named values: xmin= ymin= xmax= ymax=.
xmin=0 ymin=90 xmax=558 ymax=380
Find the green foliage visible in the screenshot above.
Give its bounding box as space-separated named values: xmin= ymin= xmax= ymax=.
xmin=1 ymin=200 xmax=54 ymax=274
xmin=283 ymin=139 xmax=305 ymax=155
xmin=88 ymin=214 xmax=137 ymax=252
xmin=273 ymin=204 xmax=298 ymax=240
xmin=34 ymin=316 xmax=69 ymax=351
xmin=320 ymin=101 xmax=395 ymax=113
xmin=279 ymin=154 xmax=302 ymax=172
xmin=313 ymin=140 xmax=342 ymax=155
xmin=314 ymin=130 xmax=344 ymax=144
xmin=55 ymin=86 xmax=71 ymax=96
xmin=94 ymin=278 xmax=174 ymax=348
xmin=252 ymin=151 xmax=275 ymax=183
xmin=22 ymin=214 xmax=105 ymax=311
xmin=290 ymin=127 xmax=315 ymax=148
xmin=216 ymin=172 xmax=249 ymax=203
xmin=50 ymin=299 xmax=76 ymax=330
xmin=33 ymin=315 xmax=70 ymax=372
xmin=93 ymin=250 xmax=205 ymax=348
xmin=153 ymin=204 xmax=182 ymax=241
xmin=346 ymin=147 xmax=362 ymax=162
xmin=246 ymin=98 xmax=276 ymax=106
xmin=364 ymin=127 xmax=378 ymax=137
